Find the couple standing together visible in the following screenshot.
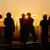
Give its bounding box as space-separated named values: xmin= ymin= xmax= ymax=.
xmin=20 ymin=12 xmax=36 ymax=45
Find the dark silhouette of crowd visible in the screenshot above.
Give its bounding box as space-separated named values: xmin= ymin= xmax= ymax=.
xmin=0 ymin=12 xmax=50 ymax=47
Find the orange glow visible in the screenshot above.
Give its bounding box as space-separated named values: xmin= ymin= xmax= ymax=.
xmin=31 ymin=15 xmax=36 ymax=20
xmin=25 ymin=16 xmax=28 ymax=19
xmin=0 ymin=0 xmax=50 ymax=37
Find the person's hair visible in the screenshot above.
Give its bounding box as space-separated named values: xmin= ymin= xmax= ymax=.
xmin=21 ymin=13 xmax=25 ymax=18
xmin=27 ymin=12 xmax=31 ymax=17
xmin=6 ymin=12 xmax=11 ymax=18
xmin=43 ymin=14 xmax=47 ymax=20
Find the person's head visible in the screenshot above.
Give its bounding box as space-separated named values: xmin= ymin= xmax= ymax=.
xmin=0 ymin=14 xmax=2 ymax=19
xmin=43 ymin=14 xmax=47 ymax=20
xmin=21 ymin=13 xmax=25 ymax=18
xmin=6 ymin=12 xmax=11 ymax=18
xmin=27 ymin=12 xmax=31 ymax=18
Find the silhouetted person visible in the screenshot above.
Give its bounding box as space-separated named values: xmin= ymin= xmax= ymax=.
xmin=40 ymin=15 xmax=48 ymax=44
xmin=48 ymin=16 xmax=50 ymax=42
xmin=48 ymin=16 xmax=50 ymax=25
xmin=4 ymin=12 xmax=15 ymax=44
xmin=27 ymin=13 xmax=36 ymax=42
xmin=19 ymin=13 xmax=26 ymax=43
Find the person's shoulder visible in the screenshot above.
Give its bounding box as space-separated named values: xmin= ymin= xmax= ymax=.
xmin=30 ymin=17 xmax=33 ymax=21
xmin=5 ymin=18 xmax=7 ymax=19
xmin=10 ymin=18 xmax=13 ymax=19
xmin=20 ymin=18 xmax=22 ymax=20
xmin=40 ymin=20 xmax=43 ymax=23
xmin=10 ymin=18 xmax=14 ymax=20
xmin=19 ymin=18 xmax=22 ymax=21
xmin=40 ymin=20 xmax=43 ymax=25
xmin=4 ymin=18 xmax=7 ymax=20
